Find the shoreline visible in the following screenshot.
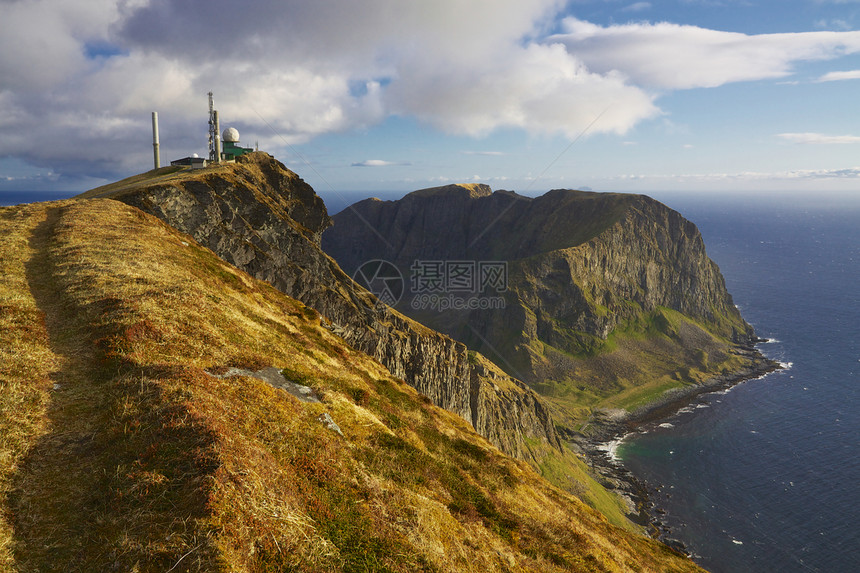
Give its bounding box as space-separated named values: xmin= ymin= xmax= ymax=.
xmin=571 ymin=341 xmax=783 ymax=550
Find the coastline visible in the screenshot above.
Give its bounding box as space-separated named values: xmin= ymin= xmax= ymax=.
xmin=571 ymin=341 xmax=783 ymax=549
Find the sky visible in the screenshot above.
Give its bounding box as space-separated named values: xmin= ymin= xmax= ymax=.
xmin=2 ymin=0 xmax=860 ymax=198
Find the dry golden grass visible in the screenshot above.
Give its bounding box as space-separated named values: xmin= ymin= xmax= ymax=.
xmin=0 ymin=198 xmax=705 ymax=572
xmin=0 ymin=205 xmax=60 ymax=570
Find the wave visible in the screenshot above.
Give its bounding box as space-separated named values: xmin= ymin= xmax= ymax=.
xmin=596 ymin=437 xmax=627 ymax=461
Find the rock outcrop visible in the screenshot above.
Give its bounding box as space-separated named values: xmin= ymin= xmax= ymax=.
xmin=323 ymin=184 xmax=764 ymax=418
xmin=83 ymin=154 xmax=561 ymax=460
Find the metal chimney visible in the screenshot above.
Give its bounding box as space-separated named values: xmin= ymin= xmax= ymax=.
xmin=151 ymin=111 xmax=160 ymax=169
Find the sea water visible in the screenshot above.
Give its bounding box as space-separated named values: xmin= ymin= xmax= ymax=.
xmin=618 ymin=192 xmax=859 ymax=573
xmin=0 ymin=191 xmax=78 ymax=207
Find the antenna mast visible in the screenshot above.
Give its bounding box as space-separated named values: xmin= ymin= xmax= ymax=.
xmin=208 ymin=91 xmax=221 ymax=162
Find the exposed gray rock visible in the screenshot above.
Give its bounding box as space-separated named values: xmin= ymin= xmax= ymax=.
xmin=206 ymin=366 xmax=321 ymax=403
xmin=317 ymin=413 xmax=344 ymax=437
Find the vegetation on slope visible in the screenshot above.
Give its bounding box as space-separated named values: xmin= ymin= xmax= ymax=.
xmin=0 ymin=199 xmax=703 ymax=571
xmin=513 ymin=305 xmax=756 ymax=431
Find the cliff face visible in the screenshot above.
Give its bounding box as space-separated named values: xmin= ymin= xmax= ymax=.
xmin=323 ymin=184 xmax=762 ymax=424
xmin=83 ymin=154 xmax=560 ymax=460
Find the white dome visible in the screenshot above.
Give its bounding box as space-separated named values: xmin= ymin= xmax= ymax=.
xmin=222 ymin=127 xmax=240 ymax=142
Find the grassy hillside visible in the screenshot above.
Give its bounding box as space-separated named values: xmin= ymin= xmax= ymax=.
xmin=0 ymin=199 xmax=703 ymax=571
xmin=512 ymin=305 xmax=756 ymax=431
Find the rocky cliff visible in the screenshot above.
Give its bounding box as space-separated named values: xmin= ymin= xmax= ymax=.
xmin=82 ymin=154 xmax=560 ymax=461
xmin=323 ymin=184 xmax=770 ymax=428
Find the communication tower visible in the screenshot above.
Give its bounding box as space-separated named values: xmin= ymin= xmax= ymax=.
xmin=207 ymin=92 xmax=221 ymax=162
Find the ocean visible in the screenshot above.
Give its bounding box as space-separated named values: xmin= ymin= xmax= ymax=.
xmin=617 ymin=192 xmax=860 ymax=573
xmin=0 ymin=191 xmax=79 ymax=207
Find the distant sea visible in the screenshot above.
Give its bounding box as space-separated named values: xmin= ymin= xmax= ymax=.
xmin=0 ymin=191 xmax=78 ymax=207
xmin=617 ymin=192 xmax=859 ymax=573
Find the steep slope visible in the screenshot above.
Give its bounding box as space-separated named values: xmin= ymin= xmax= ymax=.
xmin=0 ymin=198 xmax=704 ymax=572
xmin=81 ymin=154 xmax=560 ymax=462
xmin=323 ymin=185 xmax=776 ymax=430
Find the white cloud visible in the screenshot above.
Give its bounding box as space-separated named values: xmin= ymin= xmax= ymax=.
xmin=552 ymin=18 xmax=860 ymax=89
xmin=351 ymin=159 xmax=409 ymax=167
xmin=776 ymin=132 xmax=860 ymax=144
xmin=3 ymin=0 xmax=860 ymax=187
xmin=384 ymin=42 xmax=658 ymax=137
xmin=816 ymin=70 xmax=860 ymax=81
xmin=0 ymin=0 xmax=120 ymax=90
xmin=607 ymin=167 xmax=860 ymax=188
xmin=622 ymin=2 xmax=652 ymax=12
xmin=2 ymin=0 xmax=660 ymax=179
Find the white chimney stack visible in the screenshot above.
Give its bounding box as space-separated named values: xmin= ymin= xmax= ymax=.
xmin=152 ymin=111 xmax=160 ymax=169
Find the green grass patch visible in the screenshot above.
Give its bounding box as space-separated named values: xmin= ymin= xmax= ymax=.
xmin=538 ymin=446 xmax=636 ymax=532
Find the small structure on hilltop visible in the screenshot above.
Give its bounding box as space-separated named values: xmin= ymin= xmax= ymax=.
xmin=170 ymin=154 xmax=207 ymax=169
xmin=166 ymin=92 xmax=257 ymax=169
xmin=220 ymin=127 xmax=254 ymax=161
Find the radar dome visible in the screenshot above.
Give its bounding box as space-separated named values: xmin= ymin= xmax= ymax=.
xmin=222 ymin=127 xmax=240 ymax=142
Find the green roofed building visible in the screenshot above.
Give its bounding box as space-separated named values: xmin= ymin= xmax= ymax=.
xmin=221 ymin=127 xmax=254 ymax=161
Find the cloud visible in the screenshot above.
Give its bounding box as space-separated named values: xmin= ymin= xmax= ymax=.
xmin=609 ymin=167 xmax=860 ymax=186
xmin=0 ymin=0 xmax=660 ymax=180
xmin=621 ymin=2 xmax=652 ymax=12
xmin=814 ymin=19 xmax=853 ymax=31
xmin=3 ymin=0 xmax=860 ymax=187
xmin=816 ymin=70 xmax=860 ymax=81
xmin=351 ymin=159 xmax=410 ymax=167
xmin=551 ymin=18 xmax=860 ymax=89
xmin=0 ymin=0 xmax=120 ymax=90
xmin=759 ymin=167 xmax=860 ymax=180
xmin=776 ymin=132 xmax=860 ymax=144
xmin=384 ymin=41 xmax=658 ymax=137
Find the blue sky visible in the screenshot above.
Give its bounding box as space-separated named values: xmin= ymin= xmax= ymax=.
xmin=2 ymin=1 xmax=860 ymax=197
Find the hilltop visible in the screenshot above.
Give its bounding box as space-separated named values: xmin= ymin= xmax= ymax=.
xmin=0 ymin=198 xmax=704 ymax=571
